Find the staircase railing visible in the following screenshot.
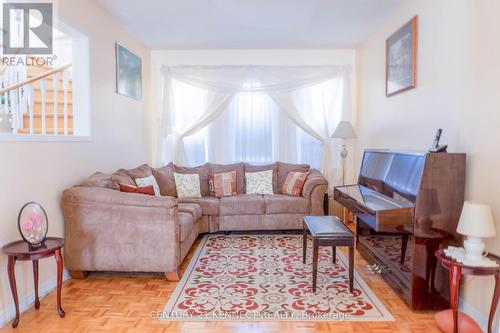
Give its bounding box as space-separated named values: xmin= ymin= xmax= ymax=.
xmin=0 ymin=63 xmax=72 ymax=135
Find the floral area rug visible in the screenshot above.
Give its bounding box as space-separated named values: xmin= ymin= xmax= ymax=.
xmin=162 ymin=234 xmax=394 ymax=321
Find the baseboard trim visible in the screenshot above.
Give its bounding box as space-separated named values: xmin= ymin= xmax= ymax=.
xmin=0 ymin=269 xmax=70 ymax=328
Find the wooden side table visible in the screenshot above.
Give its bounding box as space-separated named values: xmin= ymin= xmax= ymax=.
xmin=1 ymin=237 xmax=65 ymax=328
xmin=435 ymin=249 xmax=500 ymax=333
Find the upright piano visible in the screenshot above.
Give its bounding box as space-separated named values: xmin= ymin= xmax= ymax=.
xmin=334 ymin=150 xmax=466 ymax=310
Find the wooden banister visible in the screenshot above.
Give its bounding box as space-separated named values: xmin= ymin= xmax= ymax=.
xmin=0 ymin=64 xmax=72 ymax=94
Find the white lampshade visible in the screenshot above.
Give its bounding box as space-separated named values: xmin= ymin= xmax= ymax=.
xmin=457 ymin=201 xmax=496 ymax=238
xmin=332 ymin=121 xmax=357 ymax=139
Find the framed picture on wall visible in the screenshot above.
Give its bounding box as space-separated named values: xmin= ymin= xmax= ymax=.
xmin=116 ymin=42 xmax=142 ymax=100
xmin=386 ymin=16 xmax=418 ymax=97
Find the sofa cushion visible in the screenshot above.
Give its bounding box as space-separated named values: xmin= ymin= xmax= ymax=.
xmin=179 ymin=197 xmax=220 ymax=216
xmin=80 ymin=172 xmax=119 ymax=190
xmin=208 ymin=163 xmax=245 ymax=195
xmin=264 ymin=194 xmax=311 ymax=214
xmin=219 ymin=194 xmax=265 ymax=216
xmin=178 ymin=203 xmax=202 ymax=221
xmin=112 ymin=169 xmax=135 ymax=186
xmin=152 ymin=164 xmax=177 ymax=197
xmin=178 ymin=212 xmax=196 ymax=243
xmin=277 ymin=162 xmax=310 ymax=194
xmin=244 ymin=163 xmax=278 ymax=193
xmin=173 ymin=164 xmax=210 ymax=196
xmin=126 ymin=164 xmax=152 ymax=180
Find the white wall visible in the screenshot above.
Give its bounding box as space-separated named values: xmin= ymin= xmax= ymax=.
xmin=150 ymin=49 xmax=357 ymax=172
xmin=0 ymin=0 xmax=151 ymax=325
xmin=356 ymin=0 xmax=500 ymax=328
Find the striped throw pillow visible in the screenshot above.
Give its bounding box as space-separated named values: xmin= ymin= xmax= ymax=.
xmin=282 ymin=171 xmax=310 ymax=196
xmin=209 ymin=171 xmax=237 ymax=197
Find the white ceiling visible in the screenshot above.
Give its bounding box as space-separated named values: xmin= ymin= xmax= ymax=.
xmin=97 ymin=0 xmax=402 ymax=49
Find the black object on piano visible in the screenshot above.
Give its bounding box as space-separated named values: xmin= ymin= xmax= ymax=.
xmin=429 ymin=128 xmax=448 ymax=152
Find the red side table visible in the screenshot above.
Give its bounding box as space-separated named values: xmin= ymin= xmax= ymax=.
xmin=1 ymin=237 xmax=65 ymax=328
xmin=435 ymin=249 xmax=500 ymax=333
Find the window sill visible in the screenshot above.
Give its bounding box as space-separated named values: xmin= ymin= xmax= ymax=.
xmin=0 ymin=133 xmax=93 ymax=142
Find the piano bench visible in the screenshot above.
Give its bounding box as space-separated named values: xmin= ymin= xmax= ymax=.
xmin=302 ymin=215 xmax=355 ymax=293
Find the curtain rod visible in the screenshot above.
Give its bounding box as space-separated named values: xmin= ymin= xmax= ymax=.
xmin=161 ymin=64 xmax=351 ymax=73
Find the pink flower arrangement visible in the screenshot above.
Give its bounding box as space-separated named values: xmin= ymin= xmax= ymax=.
xmin=21 ymin=212 xmax=45 ymax=244
xmin=21 ymin=219 xmax=33 ymax=230
xmin=31 ymin=212 xmax=43 ymax=225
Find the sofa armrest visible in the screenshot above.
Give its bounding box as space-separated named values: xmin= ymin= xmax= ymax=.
xmin=302 ymin=169 xmax=328 ymax=215
xmin=302 ymin=169 xmax=328 ymax=199
xmin=61 ymin=187 xmax=180 ymax=273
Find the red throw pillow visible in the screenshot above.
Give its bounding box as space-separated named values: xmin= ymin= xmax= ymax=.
xmin=118 ymin=183 xmax=155 ymax=196
xmin=282 ymin=171 xmax=309 ymax=196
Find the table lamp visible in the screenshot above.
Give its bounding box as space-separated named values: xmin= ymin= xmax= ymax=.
xmin=457 ymin=202 xmax=496 ymax=262
xmin=445 ymin=201 xmax=497 ymax=266
xmin=331 ymin=121 xmax=357 ymax=186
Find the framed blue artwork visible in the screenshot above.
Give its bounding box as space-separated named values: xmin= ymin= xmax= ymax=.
xmin=386 ymin=16 xmax=418 ymax=97
xmin=116 ymin=42 xmax=142 ymax=99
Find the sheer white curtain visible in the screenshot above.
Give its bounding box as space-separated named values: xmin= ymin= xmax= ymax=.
xmin=270 ymin=76 xmax=348 ymax=185
xmin=207 ymin=82 xmax=303 ymax=164
xmin=158 ymin=74 xmax=235 ymax=165
xmin=158 ymin=65 xmax=352 ymax=185
xmin=212 ymin=88 xmax=276 ymax=163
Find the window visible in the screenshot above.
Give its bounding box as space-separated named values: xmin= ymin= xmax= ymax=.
xmin=0 ymin=4 xmax=90 ymax=140
xmin=179 ymin=79 xmax=327 ymax=169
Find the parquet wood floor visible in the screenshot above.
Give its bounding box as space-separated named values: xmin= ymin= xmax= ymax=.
xmin=0 ymin=235 xmax=442 ymax=333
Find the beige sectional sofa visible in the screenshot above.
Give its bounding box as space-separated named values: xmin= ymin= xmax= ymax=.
xmin=62 ymin=162 xmax=328 ymax=280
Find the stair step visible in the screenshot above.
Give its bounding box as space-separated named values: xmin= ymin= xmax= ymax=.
xmin=22 ymin=114 xmax=73 ymax=131
xmin=29 ymin=102 xmax=73 ymax=115
xmin=27 ymin=65 xmax=61 ymax=75
xmin=29 ymin=74 xmax=72 ymax=86
xmin=17 ymin=128 xmax=74 ymax=135
xmin=23 ymin=114 xmax=73 ymax=119
xmin=33 ymin=89 xmax=72 ymax=100
xmin=34 ymin=99 xmax=73 ymax=105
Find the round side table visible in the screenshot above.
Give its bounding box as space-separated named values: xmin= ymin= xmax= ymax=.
xmin=1 ymin=237 xmax=65 ymax=328
xmin=435 ymin=249 xmax=500 ymax=333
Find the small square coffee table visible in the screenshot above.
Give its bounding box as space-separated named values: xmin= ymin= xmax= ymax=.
xmin=303 ymin=215 xmax=355 ymax=292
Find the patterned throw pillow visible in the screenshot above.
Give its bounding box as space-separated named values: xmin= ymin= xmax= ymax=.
xmin=209 ymin=171 xmax=237 ymax=197
xmin=173 ymin=173 xmax=202 ymax=198
xmin=245 ymin=170 xmax=274 ymax=195
xmin=282 ymin=171 xmax=310 ymax=196
xmin=135 ymin=175 xmax=161 ymax=196
xmin=118 ymin=183 xmax=155 ymax=196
